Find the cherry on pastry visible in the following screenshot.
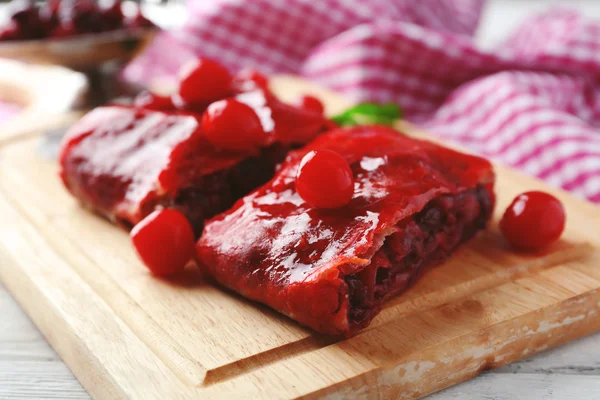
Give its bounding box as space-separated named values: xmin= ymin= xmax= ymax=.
xmin=297 ymin=95 xmax=324 ymax=114
xmin=500 ymin=191 xmax=566 ymax=250
xmin=175 ymin=58 xmax=233 ymax=109
xmin=202 ymin=98 xmax=268 ymax=153
xmin=296 ymin=149 xmax=354 ymax=209
xmin=130 ymin=209 xmax=195 ymax=276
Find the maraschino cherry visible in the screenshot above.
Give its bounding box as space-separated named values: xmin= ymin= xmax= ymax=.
xmin=202 ymin=98 xmax=268 ymax=153
xmin=130 ymin=209 xmax=195 ymax=276
xmin=174 ymin=58 xmax=232 ymax=109
xmin=500 ymin=191 xmax=566 ymax=250
xmin=296 ymin=150 xmax=354 ymax=208
xmin=297 ymin=95 xmax=324 ymax=114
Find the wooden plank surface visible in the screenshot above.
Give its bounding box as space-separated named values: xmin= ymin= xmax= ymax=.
xmin=4 ymin=280 xmax=600 ymax=400
xmin=0 ymin=76 xmax=599 ymax=399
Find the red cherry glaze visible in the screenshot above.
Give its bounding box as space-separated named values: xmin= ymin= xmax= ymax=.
xmin=130 ymin=209 xmax=195 ymax=276
xmin=296 ymin=149 xmax=354 ymax=209
xmin=176 ymin=58 xmax=232 ymax=109
xmin=297 ymin=95 xmax=324 ymax=114
xmin=133 ymin=91 xmax=174 ymax=111
xmin=500 ymin=191 xmax=566 ymax=250
xmin=202 ymin=98 xmax=268 ymax=153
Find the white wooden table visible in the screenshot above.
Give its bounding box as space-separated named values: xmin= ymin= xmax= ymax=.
xmin=3 ymin=1 xmax=600 ymax=399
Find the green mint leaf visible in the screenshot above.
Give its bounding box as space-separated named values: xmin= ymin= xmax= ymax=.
xmin=331 ymin=102 xmax=402 ymax=127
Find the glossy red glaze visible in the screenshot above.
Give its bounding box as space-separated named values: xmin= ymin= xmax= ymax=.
xmin=175 ymin=58 xmax=232 ymax=109
xmin=197 ymin=125 xmax=495 ymax=335
xmin=133 ymin=91 xmax=175 ymax=111
xmin=59 ymin=75 xmax=330 ymax=234
xmin=202 ymin=99 xmax=268 ymax=153
xmin=130 ymin=209 xmax=195 ymax=276
xmin=296 ymin=150 xmax=354 ymax=208
xmin=500 ymin=191 xmax=566 ymax=250
xmin=297 ymin=95 xmax=325 ymax=114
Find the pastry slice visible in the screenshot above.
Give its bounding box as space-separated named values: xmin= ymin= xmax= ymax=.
xmin=196 ymin=125 xmax=495 ymax=335
xmin=58 ymin=88 xmax=331 ymax=234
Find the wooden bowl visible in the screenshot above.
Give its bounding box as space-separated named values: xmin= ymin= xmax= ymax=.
xmin=0 ymin=27 xmax=157 ymax=70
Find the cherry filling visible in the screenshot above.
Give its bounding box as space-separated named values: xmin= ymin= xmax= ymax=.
xmin=133 ymin=144 xmax=292 ymax=236
xmin=345 ymin=186 xmax=493 ymax=330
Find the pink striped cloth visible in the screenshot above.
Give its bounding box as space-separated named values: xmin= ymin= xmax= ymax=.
xmin=123 ymin=1 xmax=600 ymax=203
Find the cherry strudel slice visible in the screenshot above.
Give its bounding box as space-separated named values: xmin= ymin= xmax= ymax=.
xmin=58 ymin=89 xmax=331 ymax=234
xmin=196 ymin=125 xmax=495 ymax=335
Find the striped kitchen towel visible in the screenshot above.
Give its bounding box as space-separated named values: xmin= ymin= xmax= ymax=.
xmin=123 ymin=0 xmax=600 ymax=203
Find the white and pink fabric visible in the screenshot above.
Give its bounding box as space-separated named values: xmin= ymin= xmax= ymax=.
xmin=123 ymin=0 xmax=600 ymax=203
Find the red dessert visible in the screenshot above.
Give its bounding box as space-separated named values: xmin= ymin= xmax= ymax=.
xmin=0 ymin=0 xmax=154 ymax=42
xmin=196 ymin=126 xmax=495 ymax=335
xmin=59 ymin=75 xmax=331 ymax=235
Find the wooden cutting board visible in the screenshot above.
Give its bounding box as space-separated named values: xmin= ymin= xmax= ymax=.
xmin=0 ymin=76 xmax=599 ymax=400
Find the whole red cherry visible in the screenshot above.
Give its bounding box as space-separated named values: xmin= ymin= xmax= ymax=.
xmin=296 ymin=150 xmax=355 ymax=209
xmin=500 ymin=191 xmax=566 ymax=250
xmin=202 ymin=98 xmax=268 ymax=153
xmin=174 ymin=58 xmax=232 ymax=109
xmin=297 ymin=95 xmax=324 ymax=114
xmin=130 ymin=209 xmax=195 ymax=276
